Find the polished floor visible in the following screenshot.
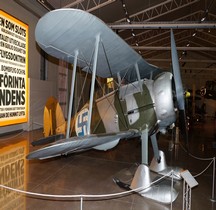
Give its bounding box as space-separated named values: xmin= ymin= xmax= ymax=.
xmin=0 ymin=117 xmax=216 ymax=210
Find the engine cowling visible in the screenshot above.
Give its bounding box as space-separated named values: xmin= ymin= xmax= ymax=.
xmin=153 ymin=72 xmax=176 ymax=133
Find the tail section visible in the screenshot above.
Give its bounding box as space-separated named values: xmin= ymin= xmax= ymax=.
xmin=43 ymin=96 xmax=66 ymax=137
xmin=55 ymin=102 xmax=67 ymax=135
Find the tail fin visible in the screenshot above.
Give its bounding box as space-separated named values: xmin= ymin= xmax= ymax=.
xmin=55 ymin=102 xmax=66 ymax=135
xmin=43 ymin=96 xmax=66 ymax=137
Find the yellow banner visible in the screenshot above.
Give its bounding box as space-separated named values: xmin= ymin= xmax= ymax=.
xmin=0 ymin=10 xmax=28 ymax=126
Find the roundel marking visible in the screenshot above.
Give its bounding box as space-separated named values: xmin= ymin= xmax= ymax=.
xmin=75 ymin=108 xmax=89 ymax=137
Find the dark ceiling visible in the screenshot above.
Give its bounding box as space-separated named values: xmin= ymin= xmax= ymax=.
xmin=14 ymin=0 xmax=216 ymax=79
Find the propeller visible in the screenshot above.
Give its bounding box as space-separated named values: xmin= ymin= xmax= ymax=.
xmin=170 ymin=29 xmax=188 ymax=148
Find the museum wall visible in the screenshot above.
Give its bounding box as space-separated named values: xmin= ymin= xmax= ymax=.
xmin=0 ymin=1 xmax=59 ymax=134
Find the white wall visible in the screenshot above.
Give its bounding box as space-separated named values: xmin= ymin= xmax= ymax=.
xmin=27 ymin=78 xmax=55 ymax=131
xmin=0 ymin=1 xmax=58 ymax=134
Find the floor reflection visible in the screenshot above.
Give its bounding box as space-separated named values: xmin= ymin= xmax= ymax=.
xmin=0 ymin=138 xmax=28 ymax=210
xmin=0 ymin=117 xmax=215 ymax=210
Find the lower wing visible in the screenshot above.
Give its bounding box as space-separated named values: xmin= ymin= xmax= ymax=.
xmin=27 ymin=129 xmax=138 ymax=160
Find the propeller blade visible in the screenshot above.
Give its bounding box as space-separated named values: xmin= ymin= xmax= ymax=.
xmin=170 ymin=29 xmax=188 ymax=148
xmin=171 ymin=29 xmax=184 ymax=111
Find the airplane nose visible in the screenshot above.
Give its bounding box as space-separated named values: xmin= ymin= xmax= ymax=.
xmin=153 ymin=72 xmax=176 ymax=132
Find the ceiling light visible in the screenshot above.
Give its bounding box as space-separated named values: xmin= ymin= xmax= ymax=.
xmin=192 ymin=32 xmax=196 ymax=37
xmin=201 ymin=17 xmax=206 ymax=22
xmin=126 ymin=18 xmax=131 ymax=23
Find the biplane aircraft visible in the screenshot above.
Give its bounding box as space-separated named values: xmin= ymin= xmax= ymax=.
xmin=27 ymin=8 xmax=188 ymax=204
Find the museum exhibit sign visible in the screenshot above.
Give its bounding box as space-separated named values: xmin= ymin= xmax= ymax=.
xmin=0 ymin=10 xmax=28 ymax=126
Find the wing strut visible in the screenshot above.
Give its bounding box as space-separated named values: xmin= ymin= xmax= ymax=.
xmin=141 ymin=126 xmax=148 ymax=164
xmin=117 ymin=72 xmax=123 ymax=99
xmin=87 ymin=34 xmax=101 ymax=135
xmin=150 ymin=71 xmax=153 ymax=80
xmin=135 ymin=63 xmax=143 ymax=93
xmin=117 ymin=72 xmax=121 ymax=85
xmin=150 ymin=133 xmax=160 ymax=162
xmin=66 ymin=50 xmax=79 ymax=138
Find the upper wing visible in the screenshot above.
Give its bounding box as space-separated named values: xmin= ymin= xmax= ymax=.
xmin=27 ymin=129 xmax=138 ymax=160
xmin=35 ymin=8 xmax=160 ymax=82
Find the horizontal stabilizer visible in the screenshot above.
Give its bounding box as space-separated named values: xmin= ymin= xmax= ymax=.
xmin=27 ymin=130 xmax=137 ymax=160
xmin=31 ymin=134 xmax=65 ymax=146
